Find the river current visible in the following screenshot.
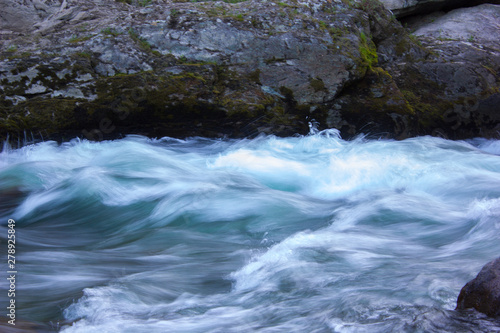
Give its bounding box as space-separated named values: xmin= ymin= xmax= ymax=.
xmin=1 ymin=129 xmax=500 ymax=332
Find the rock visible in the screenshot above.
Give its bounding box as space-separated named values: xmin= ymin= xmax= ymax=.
xmin=326 ymin=3 xmax=500 ymax=139
xmin=0 ymin=316 xmax=51 ymax=333
xmin=389 ymin=4 xmax=500 ymax=139
xmin=412 ymin=4 xmax=500 ymax=45
xmin=0 ymin=0 xmax=405 ymax=140
xmin=0 ymin=0 xmax=499 ymax=142
xmin=456 ymin=257 xmax=500 ymax=318
xmin=378 ymin=0 xmax=500 ymax=18
xmin=0 ymin=0 xmax=61 ymax=33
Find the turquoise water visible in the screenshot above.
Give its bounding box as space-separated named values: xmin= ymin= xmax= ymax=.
xmin=1 ymin=130 xmax=500 ymax=332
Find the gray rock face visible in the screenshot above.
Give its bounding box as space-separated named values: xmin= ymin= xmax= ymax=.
xmin=457 ymin=257 xmax=500 ymax=318
xmin=378 ymin=0 xmax=500 ymax=18
xmin=395 ymin=4 xmax=500 ymax=139
xmin=0 ymin=0 xmax=56 ymax=33
xmin=0 ymin=0 xmax=499 ymax=141
xmin=412 ymin=4 xmax=500 ymax=45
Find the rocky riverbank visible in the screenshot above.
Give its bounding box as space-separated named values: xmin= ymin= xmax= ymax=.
xmin=0 ymin=0 xmax=499 ymax=142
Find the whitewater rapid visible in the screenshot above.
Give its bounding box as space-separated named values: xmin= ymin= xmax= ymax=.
xmin=1 ymin=130 xmax=500 ymax=332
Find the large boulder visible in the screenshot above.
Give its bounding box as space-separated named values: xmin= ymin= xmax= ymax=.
xmin=325 ymin=3 xmax=500 ymax=139
xmin=390 ymin=4 xmax=500 ymax=139
xmin=0 ymin=0 xmax=62 ymax=34
xmin=0 ymin=0 xmax=499 ymax=142
xmin=456 ymin=257 xmax=500 ymax=317
xmin=0 ymin=0 xmax=418 ymax=141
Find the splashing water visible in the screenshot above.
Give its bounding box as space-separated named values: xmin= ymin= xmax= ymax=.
xmin=1 ymin=130 xmax=500 ymax=332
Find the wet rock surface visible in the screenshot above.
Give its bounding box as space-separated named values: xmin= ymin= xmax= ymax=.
xmin=378 ymin=0 xmax=499 ymax=18
xmin=0 ymin=0 xmax=499 ymax=142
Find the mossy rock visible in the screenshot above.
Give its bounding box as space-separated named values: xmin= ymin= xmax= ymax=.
xmin=0 ymin=60 xmax=313 ymax=141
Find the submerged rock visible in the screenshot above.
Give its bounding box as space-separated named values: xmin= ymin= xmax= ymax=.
xmin=456 ymin=257 xmax=500 ymax=318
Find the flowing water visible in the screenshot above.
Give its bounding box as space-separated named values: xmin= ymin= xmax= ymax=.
xmin=1 ymin=129 xmax=500 ymax=332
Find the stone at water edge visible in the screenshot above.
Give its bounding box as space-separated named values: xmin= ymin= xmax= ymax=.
xmin=378 ymin=0 xmax=500 ymax=18
xmin=456 ymin=257 xmax=500 ymax=317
